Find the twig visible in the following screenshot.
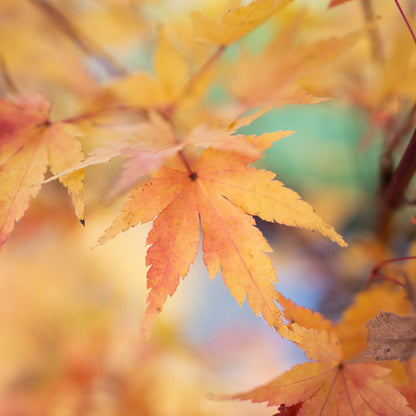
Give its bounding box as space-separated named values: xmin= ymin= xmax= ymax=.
xmin=367 ymin=271 xmax=405 ymax=287
xmin=394 ymin=0 xmax=416 ymax=46
xmin=387 ymin=103 xmax=416 ymax=155
xmin=26 ymin=0 xmax=126 ymax=77
xmin=403 ymin=273 xmax=416 ymax=313
xmin=367 ymin=256 xmax=416 ymax=287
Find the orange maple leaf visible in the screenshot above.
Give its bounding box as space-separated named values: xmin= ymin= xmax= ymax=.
xmin=99 ymin=139 xmax=346 ymax=338
xmin=232 ymin=323 xmax=415 ymax=415
xmin=0 ymin=92 xmax=84 ymax=248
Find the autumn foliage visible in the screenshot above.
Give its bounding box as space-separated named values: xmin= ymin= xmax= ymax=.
xmin=2 ymin=0 xmax=416 ymax=414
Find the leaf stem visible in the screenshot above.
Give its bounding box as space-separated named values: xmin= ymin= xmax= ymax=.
xmin=394 ymin=0 xmax=416 ymax=47
xmin=26 ymin=0 xmax=126 ymax=77
xmin=177 ymin=45 xmax=226 ymax=103
xmin=167 ymin=46 xmax=226 ymax=171
xmin=178 ymin=150 xmax=194 ymax=175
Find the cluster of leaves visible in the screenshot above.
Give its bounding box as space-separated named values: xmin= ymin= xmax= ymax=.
xmin=2 ymin=0 xmax=416 ymax=414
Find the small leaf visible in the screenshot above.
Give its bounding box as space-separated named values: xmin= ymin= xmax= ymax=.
xmin=365 ymin=311 xmax=416 ymax=362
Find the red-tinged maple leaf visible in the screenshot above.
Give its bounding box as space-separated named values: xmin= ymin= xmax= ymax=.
xmin=0 ymin=92 xmax=85 ymax=248
xmin=231 ymin=323 xmax=415 ymax=415
xmin=99 ymin=140 xmax=346 ymax=338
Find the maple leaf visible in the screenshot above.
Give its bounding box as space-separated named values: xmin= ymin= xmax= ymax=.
xmin=229 ymin=18 xmax=361 ymax=109
xmin=99 ymin=139 xmax=346 ymax=338
xmin=325 ymin=23 xmax=416 ymax=136
xmin=365 ymin=311 xmax=416 ymax=362
xmin=276 ymin=293 xmax=333 ymax=332
xmin=0 ymin=92 xmax=85 ymax=248
xmin=328 ymin=0 xmax=354 ymax=7
xmin=98 ymin=27 xmax=197 ymax=110
xmin=231 ymin=323 xmax=415 ymax=415
xmin=191 ymin=0 xmax=294 ymax=46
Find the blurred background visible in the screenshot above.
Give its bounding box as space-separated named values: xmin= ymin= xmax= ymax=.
xmin=1 ymin=0 xmax=416 ymax=414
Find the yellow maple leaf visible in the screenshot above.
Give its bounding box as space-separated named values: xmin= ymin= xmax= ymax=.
xmin=191 ymin=0 xmax=294 ymax=46
xmin=229 ymin=18 xmax=361 ymax=109
xmin=100 ymin=27 xmax=198 ymax=110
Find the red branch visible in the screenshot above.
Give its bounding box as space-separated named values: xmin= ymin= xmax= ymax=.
xmin=394 ymin=0 xmax=416 ymax=46
xmin=377 ymin=128 xmax=416 ymax=242
xmin=26 ymin=0 xmax=126 ymax=77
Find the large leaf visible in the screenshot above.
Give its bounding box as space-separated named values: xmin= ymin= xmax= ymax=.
xmin=99 ymin=142 xmax=346 ymax=338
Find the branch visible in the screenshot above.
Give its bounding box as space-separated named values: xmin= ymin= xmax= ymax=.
xmin=384 ymin=129 xmax=416 ymax=208
xmin=26 ymin=0 xmax=126 ymax=77
xmin=387 ymin=103 xmax=416 ymax=155
xmin=377 ymin=128 xmax=416 ymax=242
xmin=394 ymin=0 xmax=416 ymax=46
